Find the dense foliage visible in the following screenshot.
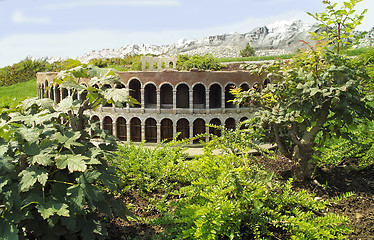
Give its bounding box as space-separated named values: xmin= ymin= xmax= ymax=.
xmin=0 ymin=66 xmax=133 ymax=239
xmin=176 ymin=54 xmax=222 ymax=71
xmin=233 ymin=0 xmax=374 ymax=180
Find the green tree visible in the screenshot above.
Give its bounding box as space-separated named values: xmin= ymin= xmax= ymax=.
xmin=176 ymin=54 xmax=222 ymax=71
xmin=240 ymin=43 xmax=255 ymax=57
xmin=233 ymin=0 xmax=374 ymax=180
xmin=0 ymin=66 xmax=136 ymax=239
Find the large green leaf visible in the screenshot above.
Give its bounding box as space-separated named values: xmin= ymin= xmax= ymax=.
xmin=19 ymin=167 xmax=49 ymax=192
xmin=37 ymin=201 xmax=70 ymax=219
xmin=55 ymin=154 xmax=88 ymax=172
xmin=54 ymin=131 xmax=83 ymax=149
xmin=0 ymin=220 xmax=18 ymax=240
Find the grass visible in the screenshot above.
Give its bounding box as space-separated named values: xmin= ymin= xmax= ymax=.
xmin=218 ymin=54 xmax=295 ymax=62
xmin=0 ymin=78 xmax=37 ymax=107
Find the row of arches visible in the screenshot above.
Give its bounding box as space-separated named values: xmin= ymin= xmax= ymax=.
xmin=92 ymin=116 xmax=248 ymax=144
xmin=38 ymin=78 xmax=261 ymax=110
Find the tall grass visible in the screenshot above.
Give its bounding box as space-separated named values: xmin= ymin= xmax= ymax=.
xmin=0 ymin=78 xmax=37 ymax=107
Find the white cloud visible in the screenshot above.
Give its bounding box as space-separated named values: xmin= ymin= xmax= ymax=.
xmin=41 ymin=0 xmax=182 ymax=10
xmin=11 ymin=10 xmax=50 ymax=24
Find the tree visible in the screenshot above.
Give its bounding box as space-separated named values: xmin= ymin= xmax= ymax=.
xmin=233 ymin=0 xmax=374 ymax=180
xmin=0 ymin=66 xmax=137 ymax=239
xmin=240 ymin=43 xmax=255 ymax=57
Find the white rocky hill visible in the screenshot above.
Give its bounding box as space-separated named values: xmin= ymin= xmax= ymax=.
xmin=35 ymin=20 xmax=374 ymax=64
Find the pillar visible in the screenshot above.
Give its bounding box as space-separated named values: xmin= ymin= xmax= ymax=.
xmin=141 ymin=123 xmax=145 ymax=142
xmin=126 ymin=122 xmax=131 ymax=142
xmin=156 ymin=89 xmax=161 ymax=113
xmin=205 ymin=90 xmax=210 ymax=113
xmin=157 ymin=123 xmax=161 ymax=143
xmin=140 ymin=89 xmax=145 ymax=112
xmin=221 ymin=89 xmax=226 ymax=113
xmin=189 ymin=89 xmax=193 ymax=114
xmin=173 ymin=89 xmax=177 ymax=114
xmin=189 ymin=123 xmax=194 ymax=144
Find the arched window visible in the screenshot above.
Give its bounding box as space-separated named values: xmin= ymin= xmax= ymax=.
xmin=225 ymin=118 xmax=236 ymax=130
xmin=225 ymin=84 xmax=236 ymax=108
xmin=193 ymin=118 xmax=206 ymax=144
xmin=103 ymin=116 xmax=113 ymax=135
xmin=91 ymin=116 xmax=100 ymax=138
xmin=176 ymin=84 xmax=189 ymax=108
xmin=161 ymin=118 xmax=173 ymax=142
xmin=49 ymin=86 xmax=55 ymax=101
xmin=130 ymin=117 xmax=141 ymax=142
xmin=145 ymin=118 xmax=157 ymax=143
xmin=263 ymin=78 xmax=271 ymax=88
xmin=160 ymin=84 xmax=173 ymax=109
xmin=129 ymin=79 xmax=141 ymax=108
xmin=144 ymin=84 xmax=157 ymax=108
xmin=209 ymin=83 xmax=222 ymax=109
xmin=193 ymin=84 xmax=206 ymax=109
xmin=116 ymin=117 xmax=127 ymax=141
xmin=177 ymin=118 xmax=189 ymax=140
xmin=209 ymin=118 xmax=221 ymax=137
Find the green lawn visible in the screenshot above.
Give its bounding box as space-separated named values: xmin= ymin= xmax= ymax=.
xmin=0 ymin=78 xmax=37 ymax=107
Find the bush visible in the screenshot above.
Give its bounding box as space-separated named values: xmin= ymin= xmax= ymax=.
xmin=240 ymin=43 xmax=255 ymax=57
xmin=176 ymin=54 xmax=222 ymax=71
xmin=166 ymin=129 xmax=353 ymax=239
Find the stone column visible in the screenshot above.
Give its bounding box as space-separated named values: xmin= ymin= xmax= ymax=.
xmin=189 ymin=89 xmax=194 ymax=114
xmin=173 ymin=89 xmax=177 ymax=114
xmin=141 ymin=123 xmax=145 ymax=142
xmin=173 ymin=120 xmax=177 ymax=140
xmin=156 ymin=89 xmax=161 ymax=113
xmin=190 ymin=123 xmax=194 ymax=144
xmin=205 ymin=90 xmax=210 ymax=113
xmin=221 ymin=89 xmax=226 ymax=113
xmin=140 ymin=89 xmax=145 ymax=112
xmin=113 ymin=119 xmax=117 ymax=138
xmin=126 ymin=122 xmax=131 ymax=142
xmin=157 ymin=123 xmax=161 ymax=143
xmin=206 ymin=125 xmax=210 ymax=142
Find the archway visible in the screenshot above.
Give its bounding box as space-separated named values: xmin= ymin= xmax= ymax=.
xmin=193 ymin=118 xmax=206 ymax=144
xmin=193 ymin=84 xmax=206 ymax=109
xmin=209 ymin=118 xmax=221 ymax=137
xmin=129 ymin=79 xmax=141 ymax=108
xmin=145 ymin=118 xmax=157 ymax=143
xmin=130 ymin=118 xmax=141 ymax=142
xmin=209 ymin=83 xmax=222 ymax=109
xmin=144 ymin=84 xmax=157 ymax=108
xmin=161 ymin=118 xmax=173 ymax=142
xmin=116 ymin=117 xmax=127 ymax=141
xmin=91 ymin=115 xmax=100 ymax=138
xmin=103 ymin=116 xmax=113 ymax=135
xmin=160 ymin=84 xmax=173 ymax=109
xmin=225 ymin=118 xmax=236 ymax=130
xmin=225 ymin=84 xmax=236 ymax=108
xmin=176 ymin=84 xmax=189 ymax=108
xmin=177 ymin=118 xmax=189 ymax=140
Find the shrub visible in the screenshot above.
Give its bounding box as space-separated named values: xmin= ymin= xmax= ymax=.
xmin=240 ymin=43 xmax=255 ymax=57
xmin=176 ymin=54 xmax=222 ymax=71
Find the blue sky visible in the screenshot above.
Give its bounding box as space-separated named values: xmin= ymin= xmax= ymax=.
xmin=0 ymin=0 xmax=373 ymax=67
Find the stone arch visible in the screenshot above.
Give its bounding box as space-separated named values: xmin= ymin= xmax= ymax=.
xmin=225 ymin=117 xmax=236 ymax=130
xmin=263 ymin=78 xmax=271 ymax=88
xmin=225 ymin=83 xmax=236 ymax=108
xmin=193 ymin=83 xmax=206 ymax=109
xmin=129 ymin=78 xmax=141 ymax=108
xmin=130 ymin=117 xmax=141 ymax=142
xmin=177 ymin=118 xmax=189 ymax=140
xmin=144 ymin=83 xmax=157 ymax=108
xmin=209 ymin=118 xmax=221 ymax=137
xmin=49 ymin=85 xmax=55 ymax=101
xmin=239 ymin=117 xmax=248 ymax=130
xmin=116 ymin=117 xmax=127 ymax=141
xmin=145 ymin=118 xmax=157 ymax=143
xmin=193 ymin=118 xmax=206 ymax=144
xmin=160 ymin=83 xmax=173 ymax=109
xmin=161 ymin=118 xmax=173 ymax=142
xmin=176 ymin=83 xmax=189 ymax=108
xmin=239 ymin=83 xmax=250 ymax=108
xmin=209 ymin=83 xmax=222 ymax=109
xmin=103 ymin=116 xmax=113 ymax=135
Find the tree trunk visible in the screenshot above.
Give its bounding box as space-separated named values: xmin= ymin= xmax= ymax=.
xmin=292 ymin=144 xmax=315 ymax=180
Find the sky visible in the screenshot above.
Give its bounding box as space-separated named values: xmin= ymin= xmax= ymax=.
xmin=0 ymin=0 xmax=373 ymax=68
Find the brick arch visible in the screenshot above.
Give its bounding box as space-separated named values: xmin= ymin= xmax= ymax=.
xmin=144 ymin=82 xmax=157 ymax=109
xmin=225 ymin=83 xmax=237 ymax=108
xmin=130 ymin=117 xmax=141 ymax=142
xmin=176 ymin=83 xmax=190 ymax=108
xmin=145 ymin=118 xmax=157 ymax=143
xmin=192 ymin=83 xmax=206 ymax=109
xmin=128 ymin=78 xmax=141 ymax=108
xmin=177 ymin=118 xmax=189 ymax=140
xmin=161 ymin=118 xmax=173 ymax=142
xmin=160 ymin=83 xmax=173 ymax=109
xmin=193 ymin=118 xmax=206 ymax=144
xmin=209 ymin=83 xmax=222 ymax=109
xmin=116 ymin=117 xmax=127 ymax=141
